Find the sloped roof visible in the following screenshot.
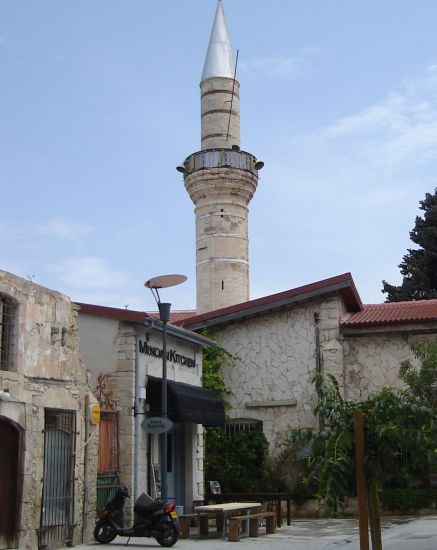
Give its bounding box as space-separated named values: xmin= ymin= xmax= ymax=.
xmin=342 ymin=299 xmax=437 ymax=328
xmin=75 ymin=302 xmax=196 ymax=325
xmin=75 ymin=302 xmax=211 ymax=347
xmin=181 ymin=273 xmax=362 ymax=330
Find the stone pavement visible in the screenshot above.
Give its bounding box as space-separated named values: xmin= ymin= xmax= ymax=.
xmin=68 ymin=516 xmax=437 ymax=550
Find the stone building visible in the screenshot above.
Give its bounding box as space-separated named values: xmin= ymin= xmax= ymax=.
xmin=76 ymin=303 xmax=224 ymax=516
xmin=181 ymin=273 xmax=437 ymax=452
xmin=0 ymin=270 xmax=98 ymax=550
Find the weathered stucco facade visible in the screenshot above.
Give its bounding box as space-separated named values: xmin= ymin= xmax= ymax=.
xmin=0 ymin=270 xmax=98 ymax=550
xmin=76 ymin=304 xmax=223 ymax=516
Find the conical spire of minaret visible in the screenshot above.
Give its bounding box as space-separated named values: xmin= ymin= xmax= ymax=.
xmin=201 ymin=0 xmax=235 ymax=81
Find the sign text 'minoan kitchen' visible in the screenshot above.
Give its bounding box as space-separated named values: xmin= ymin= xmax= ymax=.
xmin=139 ymin=340 xmax=196 ymax=368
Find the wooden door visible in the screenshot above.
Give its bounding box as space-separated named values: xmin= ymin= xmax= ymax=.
xmin=0 ymin=419 xmax=20 ymax=548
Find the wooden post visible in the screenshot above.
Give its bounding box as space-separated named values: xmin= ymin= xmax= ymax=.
xmin=353 ymin=410 xmax=369 ymax=550
xmin=369 ymin=481 xmax=382 ymax=550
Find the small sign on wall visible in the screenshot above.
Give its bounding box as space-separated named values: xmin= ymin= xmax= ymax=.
xmin=89 ymin=403 xmax=101 ymax=425
xmin=141 ymin=416 xmax=173 ymax=434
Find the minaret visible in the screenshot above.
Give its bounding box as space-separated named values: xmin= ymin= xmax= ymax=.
xmin=178 ymin=0 xmax=263 ymax=314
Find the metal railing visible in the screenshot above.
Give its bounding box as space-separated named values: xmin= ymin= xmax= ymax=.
xmin=183 ymin=149 xmax=259 ymax=176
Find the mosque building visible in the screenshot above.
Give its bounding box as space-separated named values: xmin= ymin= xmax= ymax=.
xmin=177 ymin=0 xmax=437 ymax=457
xmin=3 ymin=5 xmax=436 ymax=544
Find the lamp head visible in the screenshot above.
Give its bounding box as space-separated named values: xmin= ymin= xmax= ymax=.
xmin=0 ymin=389 xmax=11 ymax=402
xmin=145 ymin=274 xmax=187 ymax=290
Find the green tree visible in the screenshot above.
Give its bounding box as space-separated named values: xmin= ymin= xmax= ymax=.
xmin=400 ymin=339 xmax=437 ymax=409
xmin=382 ymin=188 xmax=437 ymax=301
xmin=201 ymin=342 xmax=232 ymax=406
xmin=292 ymin=374 xmax=436 ymax=518
xmin=205 ymin=427 xmax=269 ymax=492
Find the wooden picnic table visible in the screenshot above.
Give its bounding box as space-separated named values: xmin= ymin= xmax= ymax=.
xmin=194 ymin=502 xmax=262 ymax=539
xmin=204 ymin=492 xmax=292 ymax=527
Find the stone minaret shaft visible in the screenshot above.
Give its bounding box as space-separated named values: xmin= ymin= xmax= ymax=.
xmin=180 ymin=0 xmax=262 ymax=314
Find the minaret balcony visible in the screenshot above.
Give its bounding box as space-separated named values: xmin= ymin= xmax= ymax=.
xmin=179 ymin=148 xmax=263 ymax=177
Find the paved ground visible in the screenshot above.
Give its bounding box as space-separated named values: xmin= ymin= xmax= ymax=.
xmin=69 ymin=515 xmax=437 ymax=550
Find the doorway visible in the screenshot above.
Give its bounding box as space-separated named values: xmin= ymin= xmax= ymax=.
xmin=38 ymin=409 xmax=76 ymax=548
xmin=0 ymin=418 xmax=20 ymax=549
xmin=165 ymin=423 xmax=186 ymax=506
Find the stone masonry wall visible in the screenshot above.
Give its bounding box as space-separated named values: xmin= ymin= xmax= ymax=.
xmin=209 ymin=295 xmax=343 ymax=452
xmin=208 ymin=289 xmax=436 ymax=460
xmin=0 ymin=270 xmax=97 ymax=549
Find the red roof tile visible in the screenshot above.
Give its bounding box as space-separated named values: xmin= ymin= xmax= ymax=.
xmin=149 ymin=310 xmax=197 ymax=324
xmin=182 ymin=273 xmax=362 ymax=329
xmin=342 ymin=300 xmax=437 ymax=327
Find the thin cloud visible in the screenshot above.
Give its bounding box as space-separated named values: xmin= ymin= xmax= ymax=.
xmin=35 ymin=219 xmax=93 ymax=241
xmin=0 ymin=36 xmax=15 ymax=47
xmin=240 ymin=47 xmax=324 ymax=80
xmin=0 ymin=222 xmax=20 ymax=241
xmin=241 ymin=57 xmax=301 ymax=79
xmin=316 ymin=65 xmax=437 ymax=173
xmin=53 ymin=256 xmax=129 ymax=291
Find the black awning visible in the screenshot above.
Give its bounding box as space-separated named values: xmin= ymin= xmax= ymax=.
xmin=146 ymin=376 xmax=225 ymax=427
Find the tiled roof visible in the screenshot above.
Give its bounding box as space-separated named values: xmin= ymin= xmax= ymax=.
xmin=342 ymin=299 xmax=437 ymax=327
xmin=149 ymin=310 xmax=197 ymax=324
xmin=75 ymin=302 xmax=195 ymax=325
xmin=182 ymin=273 xmax=362 ymax=329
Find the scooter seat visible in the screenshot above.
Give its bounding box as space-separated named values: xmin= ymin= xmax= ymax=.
xmin=134 ymin=493 xmax=163 ymax=514
xmin=134 ymin=501 xmax=162 ymax=514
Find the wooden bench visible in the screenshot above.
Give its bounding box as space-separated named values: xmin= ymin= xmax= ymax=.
xmin=179 ymin=513 xmax=221 ymax=538
xmin=228 ymin=511 xmax=276 ymax=542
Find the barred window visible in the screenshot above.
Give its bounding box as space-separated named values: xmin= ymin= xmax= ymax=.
xmin=0 ymin=294 xmax=15 ymax=371
xmin=225 ymin=419 xmax=263 ymax=438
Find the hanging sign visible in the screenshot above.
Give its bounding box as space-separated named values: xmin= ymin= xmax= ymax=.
xmin=141 ymin=416 xmax=173 ymax=434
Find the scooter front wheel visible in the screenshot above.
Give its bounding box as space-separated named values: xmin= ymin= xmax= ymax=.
xmin=94 ymin=521 xmax=117 ymax=544
xmin=155 ymin=523 xmax=179 ymax=547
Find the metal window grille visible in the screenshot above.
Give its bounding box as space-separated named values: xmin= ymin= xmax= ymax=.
xmin=38 ymin=409 xmax=76 ymax=548
xmin=225 ymin=420 xmax=263 ymax=438
xmin=0 ymin=294 xmax=13 ymax=371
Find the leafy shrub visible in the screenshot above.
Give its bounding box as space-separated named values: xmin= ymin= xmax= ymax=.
xmin=380 ymin=488 xmax=437 ymax=511
xmin=205 ymin=427 xmax=269 ymax=492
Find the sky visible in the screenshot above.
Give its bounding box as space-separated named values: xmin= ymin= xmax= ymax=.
xmin=2 ymin=0 xmax=437 ymax=313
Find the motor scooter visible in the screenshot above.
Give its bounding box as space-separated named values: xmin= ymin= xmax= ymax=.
xmin=94 ymin=485 xmax=180 ymax=547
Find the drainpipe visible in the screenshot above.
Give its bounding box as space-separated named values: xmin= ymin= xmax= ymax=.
xmin=314 ymin=312 xmax=324 ymax=431
xmin=134 ymin=333 xmax=141 ymax=501
xmin=82 ymin=394 xmax=90 ymax=542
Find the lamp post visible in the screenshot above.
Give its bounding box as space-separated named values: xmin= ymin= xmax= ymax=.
xmin=145 ymin=274 xmax=187 ymax=501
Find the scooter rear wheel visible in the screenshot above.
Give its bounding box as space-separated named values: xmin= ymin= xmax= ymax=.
xmin=155 ymin=523 xmax=179 ymax=547
xmin=94 ymin=522 xmax=117 ymax=544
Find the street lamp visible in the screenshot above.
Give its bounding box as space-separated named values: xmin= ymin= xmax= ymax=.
xmin=144 ymin=274 xmax=187 ymax=501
